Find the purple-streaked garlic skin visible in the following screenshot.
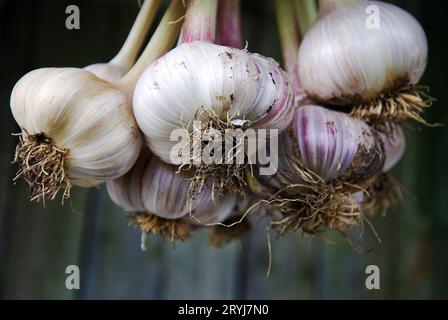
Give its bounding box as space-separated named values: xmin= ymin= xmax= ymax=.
xmin=295 ymin=105 xmax=361 ymax=180
xmin=133 ymin=41 xmax=295 ymax=164
xmin=295 ymin=105 xmax=383 ymax=181
xmin=180 ymin=0 xmax=218 ymax=44
xmin=298 ymin=0 xmax=428 ymax=104
xmin=107 ymin=149 xmax=237 ymax=222
xmin=106 ymin=149 xmax=151 ymax=212
xmin=271 ymin=105 xmax=384 ymax=186
xmin=140 ymin=157 xmax=207 ymax=219
xmin=381 ymin=125 xmax=406 ymax=172
xmin=141 ymin=157 xmax=237 ymax=222
xmin=216 ymin=0 xmax=243 ymax=49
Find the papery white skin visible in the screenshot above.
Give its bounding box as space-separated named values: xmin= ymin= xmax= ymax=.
xmin=11 ymin=68 xmax=142 ymax=187
xmin=381 ymin=125 xmax=406 ymax=172
xmin=133 ymin=41 xmax=294 ymax=164
xmin=298 ymin=0 xmax=428 ymax=103
xmin=107 ymin=150 xmax=237 ymax=223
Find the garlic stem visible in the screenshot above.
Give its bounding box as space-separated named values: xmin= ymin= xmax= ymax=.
xmin=294 ymin=0 xmax=318 ymax=34
xmin=217 ymin=0 xmax=243 ymax=49
xmin=118 ymin=0 xmax=185 ymax=96
xmin=319 ymin=0 xmax=360 ymax=13
xmin=180 ymin=0 xmax=218 ymax=44
xmin=318 ymin=0 xmax=330 ymax=9
xmin=275 ymin=0 xmax=301 ymax=94
xmin=110 ymin=0 xmax=162 ymax=71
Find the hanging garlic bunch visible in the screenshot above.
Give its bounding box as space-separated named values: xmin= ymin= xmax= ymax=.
xmin=106 ymin=149 xmax=237 ymax=242
xmin=84 ymin=0 xmax=161 ymax=83
xmin=10 ymin=0 xmax=185 ymax=202
xmin=298 ymin=0 xmax=431 ymax=127
xmin=254 ymin=105 xmax=385 ymax=234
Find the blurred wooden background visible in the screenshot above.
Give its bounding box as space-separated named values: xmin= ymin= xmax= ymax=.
xmin=0 ymin=0 xmax=447 ymax=299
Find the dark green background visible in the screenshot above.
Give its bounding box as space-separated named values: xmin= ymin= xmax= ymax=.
xmin=0 ymin=0 xmax=446 ymax=299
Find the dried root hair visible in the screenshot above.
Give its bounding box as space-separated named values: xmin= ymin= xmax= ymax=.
xmin=269 ymin=184 xmax=363 ymax=236
xmin=350 ymin=85 xmax=436 ymax=131
xmin=362 ymin=173 xmax=403 ymax=217
xmin=209 ymin=217 xmax=251 ymax=248
xmin=13 ymin=131 xmax=71 ymax=204
xmin=177 ymin=107 xmax=252 ymax=201
xmin=266 ymin=154 xmax=367 ymax=236
xmin=128 ymin=212 xmax=193 ymax=243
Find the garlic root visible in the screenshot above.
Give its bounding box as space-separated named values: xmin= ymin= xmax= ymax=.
xmin=180 ymin=108 xmax=250 ymax=200
xmin=349 ymin=86 xmax=435 ymax=130
xmin=13 ymin=132 xmax=71 ymax=203
xmin=362 ymin=173 xmax=403 ymax=217
xmin=268 ymin=159 xmax=364 ymax=235
xmin=129 ymin=212 xmax=193 ymax=242
xmin=270 ymin=188 xmax=362 ymax=236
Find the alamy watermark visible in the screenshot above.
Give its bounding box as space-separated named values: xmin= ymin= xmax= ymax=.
xmin=65 ymin=264 xmax=80 ymax=290
xmin=365 ymin=265 xmax=380 ymax=290
xmin=365 ymin=5 xmax=380 ymax=30
xmin=65 ymin=5 xmax=80 ymax=30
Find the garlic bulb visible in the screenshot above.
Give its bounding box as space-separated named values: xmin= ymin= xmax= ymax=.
xmin=133 ymin=41 xmax=294 ymax=193
xmin=10 ymin=0 xmax=185 ymax=202
xmin=298 ymin=0 xmax=430 ymax=124
xmin=11 ymin=68 xmax=141 ymax=199
xmin=107 ymin=149 xmax=237 ymax=241
xmin=84 ymin=0 xmax=162 ymax=83
xmin=255 ymin=105 xmax=385 ymax=234
xmin=134 ymin=41 xmax=294 ymax=160
xmin=107 ymin=150 xmax=236 ymax=222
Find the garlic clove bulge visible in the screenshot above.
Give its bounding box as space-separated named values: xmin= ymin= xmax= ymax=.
xmin=84 ymin=63 xmax=128 ymax=83
xmin=283 ymin=105 xmax=385 ymax=184
xmin=380 ymin=125 xmax=406 ymax=172
xmin=140 ymin=156 xmax=237 ymax=222
xmin=106 ymin=148 xmax=151 ymax=212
